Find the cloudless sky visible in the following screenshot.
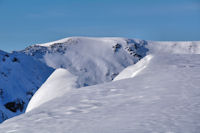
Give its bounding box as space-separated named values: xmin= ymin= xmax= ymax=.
xmin=0 ymin=0 xmax=200 ymax=52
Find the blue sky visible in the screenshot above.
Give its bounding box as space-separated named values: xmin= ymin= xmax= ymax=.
xmin=0 ymin=0 xmax=200 ymax=52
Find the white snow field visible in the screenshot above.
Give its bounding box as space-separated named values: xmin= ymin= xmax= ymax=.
xmin=0 ymin=54 xmax=200 ymax=133
xmin=26 ymin=68 xmax=78 ymax=113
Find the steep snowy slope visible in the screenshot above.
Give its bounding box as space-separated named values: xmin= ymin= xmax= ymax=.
xmin=114 ymin=54 xmax=153 ymax=81
xmin=1 ymin=54 xmax=200 ymax=133
xmin=0 ymin=50 xmax=53 ymax=122
xmin=21 ymin=37 xmax=148 ymax=87
xmin=26 ymin=68 xmax=78 ymax=112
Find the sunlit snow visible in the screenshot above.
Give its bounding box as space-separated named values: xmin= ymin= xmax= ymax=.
xmin=0 ymin=37 xmax=200 ymax=133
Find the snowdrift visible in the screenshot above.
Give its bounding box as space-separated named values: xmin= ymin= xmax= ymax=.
xmin=26 ymin=69 xmax=77 ymax=112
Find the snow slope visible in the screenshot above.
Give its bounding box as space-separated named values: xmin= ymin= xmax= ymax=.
xmin=147 ymin=41 xmax=200 ymax=54
xmin=21 ymin=37 xmax=200 ymax=87
xmin=1 ymin=37 xmax=200 ymax=129
xmin=26 ymin=68 xmax=77 ymax=113
xmin=1 ymin=54 xmax=200 ymax=133
xmin=114 ymin=54 xmax=153 ymax=81
xmin=0 ymin=37 xmax=148 ymax=122
xmin=21 ymin=37 xmax=148 ymax=87
xmin=0 ymin=51 xmax=53 ymax=122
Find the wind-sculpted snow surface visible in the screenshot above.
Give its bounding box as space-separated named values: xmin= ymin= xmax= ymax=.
xmin=1 ymin=54 xmax=200 ymax=133
xmin=0 ymin=51 xmax=53 ymax=122
xmin=26 ymin=68 xmax=78 ymax=112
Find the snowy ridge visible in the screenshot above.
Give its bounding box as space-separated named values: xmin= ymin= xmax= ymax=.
xmin=26 ymin=68 xmax=77 ymax=113
xmin=33 ymin=37 xmax=200 ymax=54
xmin=147 ymin=41 xmax=200 ymax=54
xmin=35 ymin=37 xmax=129 ymax=47
xmin=35 ymin=37 xmax=73 ymax=47
xmin=114 ymin=54 xmax=153 ymax=81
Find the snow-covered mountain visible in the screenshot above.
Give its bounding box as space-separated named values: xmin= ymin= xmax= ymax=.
xmin=1 ymin=54 xmax=200 ymax=133
xmin=21 ymin=37 xmax=148 ymax=87
xmin=0 ymin=37 xmax=200 ymax=132
xmin=0 ymin=37 xmax=149 ymax=122
xmin=0 ymin=50 xmax=54 ymax=122
xmin=21 ymin=37 xmax=200 ymax=86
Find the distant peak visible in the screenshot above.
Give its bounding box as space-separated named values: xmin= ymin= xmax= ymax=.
xmin=33 ymin=37 xmax=130 ymax=47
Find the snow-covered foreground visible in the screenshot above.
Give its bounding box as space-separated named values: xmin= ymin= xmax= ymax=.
xmin=1 ymin=54 xmax=200 ymax=133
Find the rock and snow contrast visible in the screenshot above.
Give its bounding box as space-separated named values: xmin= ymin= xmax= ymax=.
xmin=0 ymin=37 xmax=149 ymax=122
xmin=21 ymin=37 xmax=148 ymax=87
xmin=0 ymin=37 xmax=200 ymax=132
xmin=0 ymin=50 xmax=53 ymax=122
